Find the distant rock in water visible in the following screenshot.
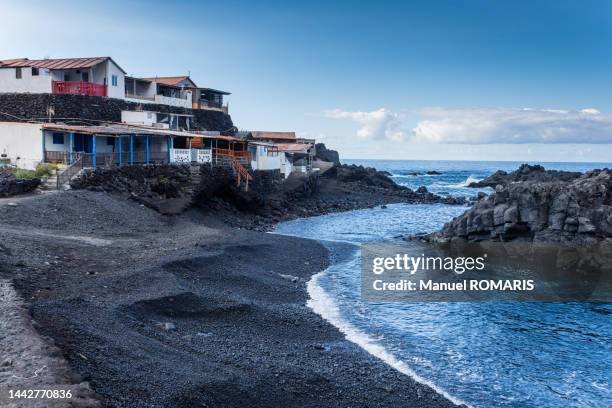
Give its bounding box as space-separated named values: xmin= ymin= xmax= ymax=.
xmin=430 ymin=166 xmax=612 ymax=244
xmin=314 ymin=143 xmax=340 ymax=165
xmin=467 ymin=163 xmax=581 ymax=188
xmin=426 ymin=171 xmax=442 ymax=175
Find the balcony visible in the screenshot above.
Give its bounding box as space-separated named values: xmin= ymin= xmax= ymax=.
xmin=198 ymin=100 xmax=229 ymax=114
xmin=52 ymin=80 xmax=107 ymax=97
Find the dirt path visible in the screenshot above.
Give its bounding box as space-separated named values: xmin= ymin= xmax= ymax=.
xmin=0 ymin=280 xmax=100 ymax=408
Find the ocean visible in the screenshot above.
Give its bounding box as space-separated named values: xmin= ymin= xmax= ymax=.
xmin=275 ymin=160 xmax=612 ymax=408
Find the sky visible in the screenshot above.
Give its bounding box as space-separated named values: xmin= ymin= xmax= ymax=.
xmin=2 ymin=0 xmax=612 ymax=162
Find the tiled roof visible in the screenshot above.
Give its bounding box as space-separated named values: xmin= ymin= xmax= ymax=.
xmin=0 ymin=57 xmax=126 ymax=73
xmin=250 ymin=131 xmax=297 ymax=140
xmin=141 ymin=76 xmax=197 ymax=87
xmin=274 ymin=143 xmax=313 ymax=153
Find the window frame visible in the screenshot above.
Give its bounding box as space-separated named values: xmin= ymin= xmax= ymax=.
xmin=15 ymin=67 xmax=22 ymax=79
xmin=31 ymin=67 xmax=39 ymax=76
xmin=52 ymin=133 xmax=64 ymax=145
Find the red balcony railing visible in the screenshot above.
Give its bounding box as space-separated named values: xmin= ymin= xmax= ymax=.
xmin=52 ymin=80 xmax=107 ymax=97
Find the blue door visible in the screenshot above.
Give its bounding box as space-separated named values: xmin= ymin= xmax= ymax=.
xmin=73 ymin=135 xmax=93 ymax=153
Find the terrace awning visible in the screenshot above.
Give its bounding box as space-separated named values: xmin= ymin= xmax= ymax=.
xmin=41 ymin=123 xmax=240 ymax=141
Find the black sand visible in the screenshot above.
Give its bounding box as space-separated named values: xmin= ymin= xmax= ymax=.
xmin=0 ymin=191 xmax=458 ymax=407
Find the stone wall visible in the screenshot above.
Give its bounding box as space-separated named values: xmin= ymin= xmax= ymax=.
xmin=0 ymin=93 xmax=234 ymax=133
xmin=251 ymin=169 xmax=283 ymax=193
xmin=0 ymin=172 xmax=41 ymax=197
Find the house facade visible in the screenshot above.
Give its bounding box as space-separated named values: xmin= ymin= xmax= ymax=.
xmin=0 ymin=121 xmax=247 ymax=171
xmin=247 ymin=132 xmax=316 ymax=178
xmin=124 ymin=75 xmax=230 ymax=112
xmin=0 ymin=57 xmax=230 ymax=111
xmin=0 ymin=57 xmax=126 ymax=99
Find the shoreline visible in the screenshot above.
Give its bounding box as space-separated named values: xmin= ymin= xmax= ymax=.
xmin=270 ymin=224 xmax=470 ymax=407
xmin=0 ymin=190 xmax=459 ymax=407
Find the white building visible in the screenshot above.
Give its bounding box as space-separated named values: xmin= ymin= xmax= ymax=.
xmin=0 ymin=57 xmax=126 ymax=99
xmin=0 ymin=121 xmax=244 ymax=170
xmin=125 ymin=76 xmax=194 ymax=109
xmin=249 ymin=141 xmax=314 ymax=178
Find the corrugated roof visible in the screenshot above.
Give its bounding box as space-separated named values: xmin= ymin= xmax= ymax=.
xmin=0 ymin=57 xmax=127 ymax=73
xmin=141 ymin=76 xmax=197 ymax=87
xmin=250 ymin=131 xmax=296 ymax=140
xmin=200 ymin=87 xmax=231 ymax=95
xmin=41 ymin=123 xmax=240 ymax=141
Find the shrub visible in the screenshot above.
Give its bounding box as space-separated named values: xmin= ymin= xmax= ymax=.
xmin=13 ymin=168 xmax=37 ymax=179
xmin=34 ymin=163 xmax=58 ymax=178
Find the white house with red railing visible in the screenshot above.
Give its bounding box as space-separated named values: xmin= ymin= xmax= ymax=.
xmin=0 ymin=57 xmax=231 ymax=112
xmin=0 ymin=57 xmax=126 ymax=99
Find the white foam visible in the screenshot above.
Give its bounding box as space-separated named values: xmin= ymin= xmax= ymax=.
xmin=307 ymin=270 xmax=471 ymax=408
xmin=445 ymin=175 xmax=482 ymax=188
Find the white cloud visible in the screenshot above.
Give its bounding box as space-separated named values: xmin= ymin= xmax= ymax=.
xmin=324 ymin=108 xmax=406 ymax=141
xmin=412 ymin=107 xmax=612 ymax=144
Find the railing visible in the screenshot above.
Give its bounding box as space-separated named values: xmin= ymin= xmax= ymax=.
xmin=124 ymin=93 xmax=155 ymax=101
xmin=44 ymin=151 xmax=68 ymax=164
xmin=199 ymin=100 xmax=229 ymax=113
xmin=154 ymin=94 xmax=191 ymax=108
xmin=232 ymin=158 xmax=252 ymax=191
xmin=56 ymin=155 xmax=83 ymax=190
xmin=213 ymin=148 xmax=250 ymax=159
xmin=52 ymin=80 xmax=107 ymax=97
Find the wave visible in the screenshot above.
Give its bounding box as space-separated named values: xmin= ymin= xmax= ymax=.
xmin=306 ymin=269 xmax=471 ymax=408
xmin=391 ymin=173 xmax=440 ymax=178
xmin=445 ymin=175 xmax=481 ymax=188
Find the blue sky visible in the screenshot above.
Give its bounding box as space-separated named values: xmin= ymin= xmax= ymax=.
xmin=2 ymin=0 xmax=612 ymax=162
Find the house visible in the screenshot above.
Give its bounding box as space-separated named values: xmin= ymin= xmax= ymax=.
xmin=0 ymin=121 xmax=247 ymax=170
xmin=0 ymin=57 xmax=126 ymax=99
xmin=125 ymin=75 xmax=230 ymax=112
xmin=121 ymin=110 xmax=193 ymax=131
xmin=247 ymin=132 xmax=316 ymax=178
xmin=193 ymin=87 xmax=230 ymax=112
xmin=125 ymin=76 xmax=194 ymax=108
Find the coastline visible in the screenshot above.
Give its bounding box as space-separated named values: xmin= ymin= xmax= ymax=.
xmin=0 ymin=190 xmax=459 ymax=407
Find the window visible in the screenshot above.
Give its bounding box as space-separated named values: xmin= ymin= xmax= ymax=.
xmin=64 ymin=73 xmax=70 ymax=81
xmin=249 ymin=146 xmax=257 ymax=161
xmin=106 ymin=137 xmax=114 ymax=146
xmin=52 ymin=133 xmax=64 ymax=145
xmin=31 ymin=67 xmax=39 ymax=76
xmin=82 ymin=72 xmax=89 ymax=82
xmin=111 ymin=74 xmax=118 ymax=87
xmin=15 ymin=68 xmax=22 ymax=79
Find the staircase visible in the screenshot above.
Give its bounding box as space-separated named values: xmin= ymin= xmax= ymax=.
xmin=40 ymin=170 xmax=59 ymax=191
xmin=212 ymin=148 xmax=253 ymax=191
xmin=186 ymin=165 xmax=201 ymax=196
xmin=231 ymin=158 xmax=253 ymax=191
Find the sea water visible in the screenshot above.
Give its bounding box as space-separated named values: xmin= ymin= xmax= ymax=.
xmin=275 ymin=160 xmax=612 ymax=408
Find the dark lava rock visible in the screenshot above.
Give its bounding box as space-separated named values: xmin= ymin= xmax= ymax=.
xmin=430 ymin=166 xmax=612 ymax=244
xmin=468 ymin=163 xmax=581 ymax=188
xmin=0 ymin=171 xmax=41 ymax=197
xmin=426 ymin=171 xmax=442 ymax=175
xmin=314 ymin=143 xmax=340 ymax=165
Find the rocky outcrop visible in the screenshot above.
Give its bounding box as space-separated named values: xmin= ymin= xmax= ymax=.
xmin=71 ymin=165 xmax=191 ymax=196
xmin=0 ymin=93 xmax=234 ymax=133
xmin=0 ymin=172 xmax=40 ymax=197
xmin=69 ymin=162 xmax=466 ymax=229
xmin=468 ymin=164 xmax=581 ymax=188
xmin=314 ymin=143 xmax=340 ymax=165
xmin=432 ymin=166 xmax=612 ymax=243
